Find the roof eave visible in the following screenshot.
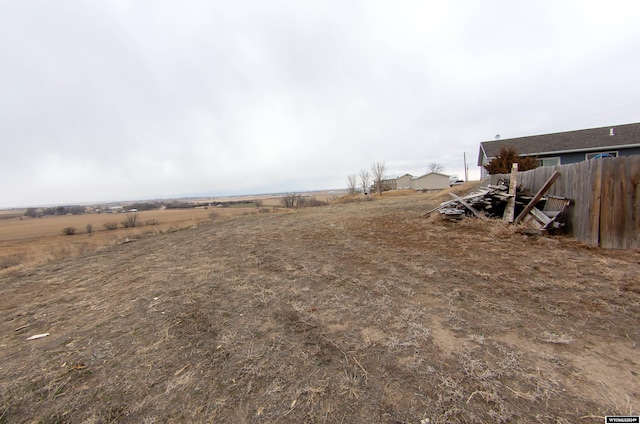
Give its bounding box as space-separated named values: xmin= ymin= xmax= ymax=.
xmin=477 ymin=144 xmax=488 ymax=166
xmin=518 ymin=142 xmax=640 ymax=157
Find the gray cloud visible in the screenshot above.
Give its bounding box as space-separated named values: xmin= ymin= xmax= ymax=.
xmin=1 ymin=0 xmax=640 ymax=207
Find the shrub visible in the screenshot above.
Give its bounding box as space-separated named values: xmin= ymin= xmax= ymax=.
xmin=305 ymin=197 xmax=327 ymax=207
xmin=24 ymin=208 xmax=38 ymax=218
xmin=282 ymin=193 xmax=302 ymax=208
xmin=86 ymin=224 xmax=93 ymax=234
xmin=484 ymin=146 xmax=539 ymax=175
xmin=0 ymin=253 xmax=24 ymax=269
xmin=62 ymin=227 xmax=76 ymax=236
xmin=145 ymin=219 xmax=159 ymax=226
xmin=104 ymin=222 xmax=118 ymax=231
xmin=208 ymin=211 xmax=219 ymax=220
xmin=281 ymin=194 xmax=326 ymax=208
xmin=121 ymin=214 xmax=138 ymax=228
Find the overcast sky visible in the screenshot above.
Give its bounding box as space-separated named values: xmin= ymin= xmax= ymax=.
xmin=2 ymin=1 xmax=639 ymax=208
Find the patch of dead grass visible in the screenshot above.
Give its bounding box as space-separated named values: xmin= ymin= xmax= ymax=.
xmin=0 ymin=187 xmax=638 ymax=422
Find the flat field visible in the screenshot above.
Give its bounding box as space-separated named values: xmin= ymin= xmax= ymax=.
xmin=0 ymin=203 xmax=271 ymax=271
xmin=1 ymin=187 xmax=639 ymax=423
xmin=0 ymin=208 xmax=215 ymax=240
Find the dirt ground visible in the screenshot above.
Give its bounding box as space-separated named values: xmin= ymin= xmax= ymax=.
xmin=1 ymin=187 xmax=639 ymax=423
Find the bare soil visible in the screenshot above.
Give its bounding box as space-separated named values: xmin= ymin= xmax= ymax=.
xmin=1 ymin=188 xmax=639 ymax=423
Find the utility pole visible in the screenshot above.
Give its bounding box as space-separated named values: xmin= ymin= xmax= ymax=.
xmin=463 ymin=152 xmax=469 ymax=182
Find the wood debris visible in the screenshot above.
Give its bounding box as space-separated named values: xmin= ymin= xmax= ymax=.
xmin=26 ymin=333 xmax=50 ymax=341
xmin=424 ymin=184 xmax=522 ymax=219
xmin=426 ymin=171 xmax=570 ymax=231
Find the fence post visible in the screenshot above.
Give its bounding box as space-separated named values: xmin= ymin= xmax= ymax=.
xmin=514 ymin=171 xmax=560 ymax=225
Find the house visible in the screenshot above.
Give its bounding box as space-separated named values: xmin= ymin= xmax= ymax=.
xmin=478 ymin=122 xmax=640 ymax=177
xmin=380 ymin=175 xmax=398 ymax=191
xmin=396 ymin=174 xmax=414 ymax=189
xmin=378 ymin=173 xmax=414 ymax=191
xmin=412 ymin=172 xmax=450 ymax=191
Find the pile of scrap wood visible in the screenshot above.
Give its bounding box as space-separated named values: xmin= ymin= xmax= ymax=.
xmin=425 ymin=183 xmax=520 ymax=219
xmin=425 ymin=168 xmax=571 ymax=231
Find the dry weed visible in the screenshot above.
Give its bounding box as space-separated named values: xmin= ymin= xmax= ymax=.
xmin=541 ymin=331 xmax=575 ymax=344
xmin=1 ymin=185 xmax=638 ymax=422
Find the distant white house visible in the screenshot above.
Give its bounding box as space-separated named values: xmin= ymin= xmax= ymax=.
xmin=396 ymin=174 xmax=414 ymax=189
xmin=412 ymin=172 xmax=450 ymax=191
xmin=378 ymin=173 xmax=415 ymax=191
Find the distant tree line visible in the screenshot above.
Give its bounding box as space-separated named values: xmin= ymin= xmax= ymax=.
xmin=164 ymin=200 xmax=256 ymax=209
xmin=164 ymin=201 xmax=196 ymax=209
xmin=24 ymin=205 xmax=86 ymax=217
xmin=23 ymin=198 xmax=263 ymax=217
xmin=127 ymin=202 xmax=160 ymax=211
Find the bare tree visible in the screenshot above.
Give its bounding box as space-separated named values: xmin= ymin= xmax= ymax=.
xmin=371 ymin=161 xmax=386 ymax=195
xmin=346 ymin=174 xmax=358 ymax=195
xmin=282 ymin=193 xmax=297 ymax=208
xmin=282 ymin=193 xmax=303 ymax=208
xmin=427 ymin=162 xmax=444 ymax=173
xmin=359 ymin=169 xmax=370 ymax=194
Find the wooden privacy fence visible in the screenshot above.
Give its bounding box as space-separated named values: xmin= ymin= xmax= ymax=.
xmin=489 ymin=155 xmax=640 ymax=249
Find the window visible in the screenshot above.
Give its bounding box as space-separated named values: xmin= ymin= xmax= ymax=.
xmin=586 ymin=151 xmax=618 ymax=160
xmin=538 ymin=157 xmax=560 ymax=167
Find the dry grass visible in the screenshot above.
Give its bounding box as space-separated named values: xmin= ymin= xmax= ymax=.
xmin=0 ymin=208 xmax=227 ymax=241
xmin=0 ymin=188 xmax=639 ymax=423
xmin=0 ymin=207 xmax=270 ymax=272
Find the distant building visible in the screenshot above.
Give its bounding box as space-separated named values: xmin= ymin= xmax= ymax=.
xmin=412 ymin=172 xmax=450 ymax=191
xmin=378 ymin=173 xmax=414 ymax=191
xmin=396 ymin=174 xmax=414 ymax=189
xmin=380 ymin=175 xmax=398 ymax=191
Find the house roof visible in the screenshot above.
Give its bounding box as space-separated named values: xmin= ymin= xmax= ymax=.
xmin=412 ymin=172 xmax=449 ymax=180
xmin=382 ymin=173 xmax=413 ymax=181
xmin=477 ymin=122 xmax=640 ymax=166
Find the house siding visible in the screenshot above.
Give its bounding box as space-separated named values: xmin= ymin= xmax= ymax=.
xmin=543 ymin=146 xmax=640 ymax=165
xmin=381 ymin=178 xmax=397 ymax=190
xmin=397 ymin=175 xmax=413 ymax=189
xmin=412 ymin=173 xmax=450 ymax=190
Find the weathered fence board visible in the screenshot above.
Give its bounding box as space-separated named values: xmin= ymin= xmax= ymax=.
xmin=587 ymin=159 xmax=602 ymax=247
xmin=600 ymin=158 xmax=615 ymax=248
xmin=490 ymin=155 xmax=640 ymax=248
xmin=631 ymin=158 xmax=640 ymax=248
